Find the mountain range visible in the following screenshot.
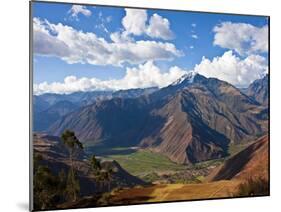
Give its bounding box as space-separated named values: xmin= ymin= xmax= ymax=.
xmin=33 ymin=87 xmax=158 ymax=131
xmin=33 ymin=73 xmax=269 ymax=165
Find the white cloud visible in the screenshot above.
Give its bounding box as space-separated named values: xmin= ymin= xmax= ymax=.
xmin=122 ymin=8 xmax=148 ymax=36
xmin=191 ymin=34 xmax=198 ymax=39
xmin=146 ymin=14 xmax=174 ymax=40
xmin=194 ymin=50 xmax=268 ymax=87
xmin=33 ymin=18 xmax=182 ymax=66
xmin=34 ymin=61 xmax=188 ymax=94
xmin=122 ymin=9 xmax=174 ymax=40
xmin=191 ymin=23 xmax=196 ymax=28
xmin=190 ymin=45 xmax=194 ymax=49
xmin=33 ymin=18 xmax=71 ymax=57
xmin=68 ymin=5 xmax=92 ymax=19
xmin=213 ymin=22 xmax=268 ymax=56
xmin=34 ymin=50 xmax=268 ymax=94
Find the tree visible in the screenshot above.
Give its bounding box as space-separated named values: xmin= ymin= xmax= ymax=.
xmin=89 ymin=155 xmax=101 ymax=174
xmin=61 ymin=130 xmax=83 ymax=202
xmin=33 ymin=153 xmax=67 ymax=210
xmin=34 ymin=165 xmax=60 ymax=210
xmin=89 ymin=155 xmax=102 ymax=192
xmin=61 ymin=130 xmax=83 ymax=168
xmin=65 ymin=169 xmax=80 ymax=202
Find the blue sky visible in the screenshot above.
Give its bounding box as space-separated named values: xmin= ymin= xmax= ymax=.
xmin=32 ymin=2 xmax=269 ymax=94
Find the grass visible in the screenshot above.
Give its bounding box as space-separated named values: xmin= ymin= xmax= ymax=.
xmin=85 ymin=145 xmax=225 ymax=181
xmin=104 ymin=149 xmax=186 ymax=177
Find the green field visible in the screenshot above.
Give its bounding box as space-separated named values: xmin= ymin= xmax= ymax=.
xmin=84 ymin=142 xmax=251 ymax=182
xmin=85 ymin=145 xmax=226 ymax=181
xmin=103 ymin=149 xmax=187 ymax=177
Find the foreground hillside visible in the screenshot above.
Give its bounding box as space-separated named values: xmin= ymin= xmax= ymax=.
xmin=207 ymin=135 xmax=269 ymax=181
xmin=109 ymin=181 xmax=240 ymax=204
xmin=34 ymin=133 xmax=146 ymax=190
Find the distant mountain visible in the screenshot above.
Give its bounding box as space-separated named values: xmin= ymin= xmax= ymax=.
xmin=33 ymin=87 xmax=158 ymax=132
xmin=34 ymin=100 xmax=79 ymax=131
xmin=35 ymin=87 xmax=158 ymax=108
xmin=33 ymin=95 xmax=50 ymax=114
xmin=49 ymin=97 xmax=150 ymax=147
xmin=36 ymin=91 xmax=113 ymax=107
xmin=245 ymin=74 xmax=268 ymax=106
xmin=112 ymin=87 xmax=158 ymax=99
xmin=207 ymin=134 xmax=268 ymax=181
xmin=48 ymin=73 xmax=268 ymax=164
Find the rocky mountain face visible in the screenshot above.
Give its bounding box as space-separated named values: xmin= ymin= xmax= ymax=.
xmin=47 ymin=73 xmax=268 ymax=164
xmin=245 ymin=74 xmax=269 ymax=106
xmin=207 ymin=134 xmax=269 ymax=181
xmin=34 ymin=101 xmax=79 ymax=131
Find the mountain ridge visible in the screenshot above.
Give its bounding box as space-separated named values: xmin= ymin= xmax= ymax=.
xmin=46 ymin=74 xmax=268 ymax=164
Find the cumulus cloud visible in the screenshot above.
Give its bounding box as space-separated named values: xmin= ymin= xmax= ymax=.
xmin=68 ymin=5 xmax=92 ymax=19
xmin=146 ymin=14 xmax=174 ymax=40
xmin=33 ymin=18 xmax=182 ymax=66
xmin=34 ymin=61 xmax=188 ymax=94
xmin=34 ymin=50 xmax=268 ymax=94
xmin=122 ymin=8 xmax=174 ymax=40
xmin=122 ymin=9 xmax=148 ymax=36
xmin=213 ymin=22 xmax=268 ymax=56
xmin=194 ymin=50 xmax=268 ymax=87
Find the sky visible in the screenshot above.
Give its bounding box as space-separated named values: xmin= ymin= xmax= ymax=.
xmin=32 ymin=2 xmax=269 ymax=95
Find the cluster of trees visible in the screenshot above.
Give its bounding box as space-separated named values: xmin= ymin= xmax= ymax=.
xmin=88 ymin=155 xmax=115 ymax=192
xmin=33 ymin=154 xmax=67 ymax=210
xmin=33 ymin=130 xmax=83 ymax=210
xmin=33 ymin=130 xmax=116 ymax=210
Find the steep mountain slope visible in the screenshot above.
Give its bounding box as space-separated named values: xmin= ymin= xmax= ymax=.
xmin=245 ymin=74 xmax=269 ymax=106
xmin=48 ymin=74 xmax=268 ymax=164
xmin=34 ymin=100 xmax=79 ymax=131
xmin=139 ymin=76 xmax=266 ymax=163
xmin=49 ymin=97 xmax=150 ymax=146
xmin=139 ymin=90 xmax=230 ymax=164
xmin=207 ymin=134 xmax=268 ymax=181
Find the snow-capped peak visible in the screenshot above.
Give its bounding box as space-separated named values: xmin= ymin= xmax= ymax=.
xmin=172 ymin=71 xmax=197 ymax=86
